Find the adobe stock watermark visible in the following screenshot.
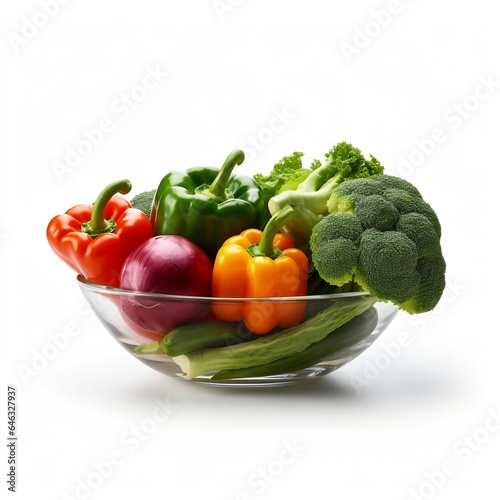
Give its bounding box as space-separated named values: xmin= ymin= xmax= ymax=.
xmin=407 ymin=277 xmax=466 ymax=334
xmin=350 ymin=277 xmax=466 ymax=394
xmin=238 ymin=107 xmax=295 ymax=164
xmin=349 ymin=330 xmax=413 ymax=394
xmin=397 ymin=74 xmax=499 ymax=177
xmin=407 ymin=405 xmax=500 ymax=500
xmin=7 ymin=0 xmax=73 ymax=53
xmin=212 ymin=0 xmax=245 ymax=21
xmin=60 ymin=396 xmax=178 ymax=500
xmin=340 ymin=0 xmax=415 ymax=63
xmin=17 ymin=301 xmax=95 ymax=384
xmin=52 ymin=64 xmax=168 ymax=182
xmin=232 ymin=439 xmax=305 ymax=500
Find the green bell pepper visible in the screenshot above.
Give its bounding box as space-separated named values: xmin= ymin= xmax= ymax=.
xmin=151 ymin=149 xmax=268 ymax=261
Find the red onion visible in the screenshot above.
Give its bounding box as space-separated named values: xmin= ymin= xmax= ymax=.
xmin=119 ymin=235 xmax=212 ymax=334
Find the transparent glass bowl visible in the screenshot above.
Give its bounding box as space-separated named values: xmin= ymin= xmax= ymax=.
xmin=77 ymin=275 xmax=399 ymax=387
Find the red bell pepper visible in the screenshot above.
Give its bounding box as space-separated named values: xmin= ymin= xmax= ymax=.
xmin=47 ymin=179 xmax=153 ymax=287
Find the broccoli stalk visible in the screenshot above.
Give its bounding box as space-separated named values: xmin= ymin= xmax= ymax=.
xmin=267 ymin=142 xmax=384 ymax=246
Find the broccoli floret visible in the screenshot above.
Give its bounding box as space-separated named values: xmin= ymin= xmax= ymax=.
xmin=384 ymin=188 xmax=441 ymax=237
xmin=353 ymin=195 xmax=400 ymax=231
xmin=130 ymin=189 xmax=156 ymax=218
xmin=403 ymin=254 xmax=446 ymax=313
xmin=309 ymin=213 xmax=363 ymax=286
xmin=268 ymin=142 xmax=384 ymax=246
xmin=396 ymin=212 xmax=440 ymax=258
xmin=356 ymin=229 xmax=421 ymax=304
xmin=311 ymin=174 xmax=446 ymax=314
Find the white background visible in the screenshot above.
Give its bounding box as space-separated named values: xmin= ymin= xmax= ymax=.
xmin=1 ymin=1 xmax=498 ymax=499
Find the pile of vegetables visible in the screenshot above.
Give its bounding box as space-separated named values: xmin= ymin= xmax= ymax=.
xmin=47 ymin=141 xmax=446 ymax=380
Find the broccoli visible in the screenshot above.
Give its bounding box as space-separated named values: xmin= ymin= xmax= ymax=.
xmin=130 ymin=189 xmax=156 ymax=218
xmin=310 ymin=174 xmax=446 ymax=314
xmin=267 ymin=142 xmax=384 ymax=246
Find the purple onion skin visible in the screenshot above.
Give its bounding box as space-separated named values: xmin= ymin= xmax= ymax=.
xmin=119 ymin=235 xmax=213 ymax=334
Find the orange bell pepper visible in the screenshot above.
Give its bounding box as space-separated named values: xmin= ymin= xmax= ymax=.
xmin=211 ymin=206 xmax=309 ymax=334
xmin=46 ymin=179 xmax=153 ymax=287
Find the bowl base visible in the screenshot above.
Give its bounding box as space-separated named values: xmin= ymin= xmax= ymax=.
xmin=140 ymin=357 xmax=337 ymax=386
xmin=188 ymin=366 xmax=336 ymax=387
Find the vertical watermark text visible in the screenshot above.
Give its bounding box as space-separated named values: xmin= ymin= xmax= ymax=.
xmin=6 ymin=386 xmax=17 ymax=493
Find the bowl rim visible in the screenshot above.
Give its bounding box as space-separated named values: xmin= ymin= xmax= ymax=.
xmin=76 ymin=275 xmax=371 ymax=303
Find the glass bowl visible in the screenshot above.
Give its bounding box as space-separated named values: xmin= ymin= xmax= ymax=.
xmin=77 ymin=275 xmax=399 ymax=387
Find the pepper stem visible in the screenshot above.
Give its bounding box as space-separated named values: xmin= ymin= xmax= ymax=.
xmin=248 ymin=205 xmax=295 ymax=259
xmin=81 ymin=179 xmax=132 ymax=237
xmin=205 ymin=149 xmax=245 ymax=202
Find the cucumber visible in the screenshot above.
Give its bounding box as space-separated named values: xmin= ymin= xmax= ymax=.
xmin=212 ymin=306 xmax=378 ymax=380
xmin=134 ymin=321 xmax=260 ymax=357
xmin=161 ymin=321 xmax=259 ymax=357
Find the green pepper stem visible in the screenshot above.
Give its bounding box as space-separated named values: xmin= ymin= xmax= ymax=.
xmin=207 ymin=149 xmax=245 ymax=201
xmin=248 ymin=205 xmax=295 ymax=258
xmin=82 ymin=179 xmax=132 ymax=237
